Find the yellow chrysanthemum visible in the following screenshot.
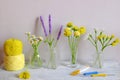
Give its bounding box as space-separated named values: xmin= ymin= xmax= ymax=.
xmin=74 ymin=31 xmax=80 ymax=37
xmin=19 ymin=71 xmax=30 ymax=79
xmin=79 ymin=26 xmax=86 ymax=34
xmin=67 ymin=22 xmax=74 ymax=28
xmin=4 ymin=38 xmax=23 ymax=56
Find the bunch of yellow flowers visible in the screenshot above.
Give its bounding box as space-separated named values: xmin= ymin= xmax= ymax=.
xmin=88 ymin=29 xmax=120 ymax=52
xmin=64 ymin=22 xmax=86 ymax=37
xmin=4 ymin=38 xmax=23 ymax=56
xmin=64 ymin=22 xmax=86 ymax=64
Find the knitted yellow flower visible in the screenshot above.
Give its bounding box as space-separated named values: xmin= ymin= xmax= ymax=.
xmin=67 ymin=22 xmax=74 ymax=28
xmin=4 ymin=38 xmax=23 ymax=56
xmin=79 ymin=26 xmax=86 ymax=34
xmin=74 ymin=31 xmax=80 ymax=37
xmin=19 ymin=71 xmax=30 ymax=79
xmin=64 ymin=28 xmax=72 ymax=37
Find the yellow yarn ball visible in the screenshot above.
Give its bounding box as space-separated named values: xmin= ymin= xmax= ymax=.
xmin=4 ymin=54 xmax=25 ymax=71
xmin=4 ymin=38 xmax=23 ymax=56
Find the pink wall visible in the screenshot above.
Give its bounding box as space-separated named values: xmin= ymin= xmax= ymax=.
xmin=0 ymin=0 xmax=120 ymax=64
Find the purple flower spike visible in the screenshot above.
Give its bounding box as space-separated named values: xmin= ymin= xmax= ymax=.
xmin=57 ymin=25 xmax=63 ymax=40
xmin=40 ymin=16 xmax=47 ymax=37
xmin=49 ymin=14 xmax=52 ymax=34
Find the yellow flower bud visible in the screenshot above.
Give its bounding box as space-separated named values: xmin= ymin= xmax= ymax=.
xmin=79 ymin=26 xmax=86 ymax=34
xmin=67 ymin=22 xmax=74 ymax=28
xmin=74 ymin=31 xmax=80 ymax=37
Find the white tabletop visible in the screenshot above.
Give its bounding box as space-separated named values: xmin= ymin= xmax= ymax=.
xmin=0 ymin=62 xmax=120 ymax=80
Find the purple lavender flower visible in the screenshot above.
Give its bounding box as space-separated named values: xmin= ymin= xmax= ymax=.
xmin=57 ymin=25 xmax=63 ymax=40
xmin=40 ymin=16 xmax=47 ymax=37
xmin=49 ymin=14 xmax=52 ymax=34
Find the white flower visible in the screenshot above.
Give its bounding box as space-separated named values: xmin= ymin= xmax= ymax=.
xmin=31 ymin=35 xmax=36 ymax=39
xmin=29 ymin=39 xmax=34 ymax=44
xmin=25 ymin=32 xmax=31 ymax=35
xmin=38 ymin=37 xmax=43 ymax=41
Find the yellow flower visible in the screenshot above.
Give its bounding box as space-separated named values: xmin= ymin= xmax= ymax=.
xmin=64 ymin=27 xmax=71 ymax=32
xmin=4 ymin=38 xmax=23 ymax=56
xmin=97 ymin=35 xmax=102 ymax=40
xmin=72 ymin=26 xmax=79 ymax=31
xmin=111 ymin=42 xmax=117 ymax=46
xmin=64 ymin=30 xmax=72 ymax=37
xmin=111 ymin=34 xmax=115 ymax=39
xmin=103 ymin=34 xmax=107 ymax=38
xmin=98 ymin=34 xmax=106 ymax=40
xmin=107 ymin=35 xmax=111 ymax=39
xmin=79 ymin=26 xmax=86 ymax=34
xmin=67 ymin=22 xmax=74 ymax=28
xmin=19 ymin=71 xmax=30 ymax=79
xmin=111 ymin=38 xmax=120 ymax=46
xmin=114 ymin=38 xmax=120 ymax=43
xmin=74 ymin=31 xmax=80 ymax=37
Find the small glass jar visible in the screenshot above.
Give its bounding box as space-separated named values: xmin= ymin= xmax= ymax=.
xmin=30 ymin=46 xmax=42 ymax=68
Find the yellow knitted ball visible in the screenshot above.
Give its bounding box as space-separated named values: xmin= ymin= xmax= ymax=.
xmin=4 ymin=38 xmax=23 ymax=56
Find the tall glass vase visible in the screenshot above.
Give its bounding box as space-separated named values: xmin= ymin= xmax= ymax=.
xmin=71 ymin=47 xmax=77 ymax=66
xmin=93 ymin=50 xmax=103 ymax=68
xmin=30 ymin=46 xmax=42 ymax=68
xmin=47 ymin=45 xmax=56 ymax=69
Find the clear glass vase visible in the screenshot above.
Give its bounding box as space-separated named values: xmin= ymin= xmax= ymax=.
xmin=30 ymin=46 xmax=42 ymax=68
xmin=47 ymin=45 xmax=56 ymax=69
xmin=93 ymin=50 xmax=103 ymax=68
xmin=70 ymin=48 xmax=77 ymax=67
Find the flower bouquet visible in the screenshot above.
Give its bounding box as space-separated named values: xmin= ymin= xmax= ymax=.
xmin=25 ymin=32 xmax=43 ymax=68
xmin=40 ymin=14 xmax=63 ymax=69
xmin=64 ymin=22 xmax=86 ymax=67
xmin=88 ymin=29 xmax=120 ymax=68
